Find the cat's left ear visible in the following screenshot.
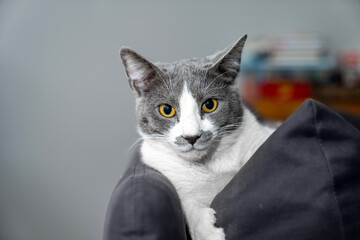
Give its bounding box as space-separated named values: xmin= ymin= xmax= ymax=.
xmin=209 ymin=34 xmax=247 ymax=83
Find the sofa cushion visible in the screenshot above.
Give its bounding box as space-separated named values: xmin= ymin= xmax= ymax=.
xmin=103 ymin=150 xmax=188 ymax=240
xmin=211 ymin=99 xmax=360 ymax=240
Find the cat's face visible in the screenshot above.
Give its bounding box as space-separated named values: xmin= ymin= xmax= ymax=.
xmin=120 ymin=35 xmax=247 ymax=161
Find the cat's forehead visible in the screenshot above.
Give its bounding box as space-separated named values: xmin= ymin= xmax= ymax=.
xmin=142 ymin=57 xmax=227 ymax=103
xmin=158 ymin=59 xmax=208 ymax=74
xmin=155 ymin=58 xmax=213 ymax=87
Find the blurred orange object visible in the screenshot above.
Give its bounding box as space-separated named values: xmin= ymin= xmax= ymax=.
xmin=254 ymin=98 xmax=305 ymax=120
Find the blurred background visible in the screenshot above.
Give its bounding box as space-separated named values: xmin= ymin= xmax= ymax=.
xmin=1 ymin=1 xmax=360 ymax=239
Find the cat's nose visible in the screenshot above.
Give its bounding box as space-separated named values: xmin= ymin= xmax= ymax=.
xmin=183 ymin=135 xmax=201 ymax=145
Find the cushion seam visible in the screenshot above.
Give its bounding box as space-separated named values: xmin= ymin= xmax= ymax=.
xmin=311 ymin=101 xmax=346 ymax=239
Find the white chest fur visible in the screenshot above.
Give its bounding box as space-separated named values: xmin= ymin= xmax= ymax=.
xmin=140 ymin=108 xmax=274 ymax=240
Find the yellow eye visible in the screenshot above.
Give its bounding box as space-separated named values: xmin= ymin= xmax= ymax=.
xmin=202 ymin=98 xmax=218 ymax=113
xmin=159 ymin=104 xmax=176 ymax=118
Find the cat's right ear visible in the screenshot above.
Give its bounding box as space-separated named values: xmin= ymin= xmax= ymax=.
xmin=120 ymin=47 xmax=161 ymax=96
xmin=208 ymin=34 xmax=247 ymax=84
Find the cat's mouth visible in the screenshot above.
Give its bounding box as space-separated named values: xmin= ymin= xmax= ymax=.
xmin=173 ymin=143 xmax=210 ymax=161
xmin=173 ymin=139 xmax=212 ymax=158
xmin=181 ymin=145 xmax=207 ymax=153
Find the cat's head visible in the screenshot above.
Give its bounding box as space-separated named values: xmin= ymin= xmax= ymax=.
xmin=120 ymin=35 xmax=247 ymax=161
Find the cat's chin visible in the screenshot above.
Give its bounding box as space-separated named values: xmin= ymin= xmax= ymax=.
xmin=174 ymin=145 xmax=209 ymax=161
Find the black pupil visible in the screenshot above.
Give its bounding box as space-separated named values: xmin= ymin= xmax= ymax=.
xmin=163 ymin=105 xmax=172 ymax=115
xmin=205 ymin=99 xmax=214 ymax=110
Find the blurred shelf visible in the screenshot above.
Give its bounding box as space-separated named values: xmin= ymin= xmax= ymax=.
xmin=252 ymin=97 xmax=360 ymax=121
xmin=242 ymin=33 xmax=360 ymax=120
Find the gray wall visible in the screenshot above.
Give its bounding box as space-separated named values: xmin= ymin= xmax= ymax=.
xmin=1 ymin=1 xmax=359 ymax=239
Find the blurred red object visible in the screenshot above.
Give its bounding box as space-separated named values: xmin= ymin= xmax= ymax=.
xmin=260 ymin=81 xmax=312 ymax=101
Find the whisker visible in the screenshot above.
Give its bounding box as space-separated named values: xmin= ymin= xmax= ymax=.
xmin=144 ymin=133 xmax=166 ymax=141
xmin=128 ymin=137 xmax=144 ymax=149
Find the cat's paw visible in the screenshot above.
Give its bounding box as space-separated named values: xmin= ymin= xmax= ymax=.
xmin=192 ymin=208 xmax=226 ymax=240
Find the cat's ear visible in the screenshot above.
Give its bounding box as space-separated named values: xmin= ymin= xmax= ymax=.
xmin=120 ymin=47 xmax=162 ymax=96
xmin=209 ymin=34 xmax=247 ymax=83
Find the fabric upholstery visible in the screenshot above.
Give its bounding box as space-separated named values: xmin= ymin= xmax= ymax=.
xmin=211 ymin=99 xmax=360 ymax=240
xmin=104 ymin=99 xmax=360 ymax=240
xmin=103 ymin=150 xmax=188 ymax=240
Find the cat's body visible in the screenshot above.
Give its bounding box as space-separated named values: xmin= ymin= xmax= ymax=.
xmin=120 ymin=35 xmax=275 ymax=240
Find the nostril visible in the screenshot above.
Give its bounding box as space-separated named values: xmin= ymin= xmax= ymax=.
xmin=183 ymin=135 xmax=201 ymax=145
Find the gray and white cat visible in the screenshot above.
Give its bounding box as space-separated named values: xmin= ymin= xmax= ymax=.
xmin=120 ymin=35 xmax=274 ymax=240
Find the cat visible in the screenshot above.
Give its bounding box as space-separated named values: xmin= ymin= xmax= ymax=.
xmin=120 ymin=34 xmax=275 ymax=240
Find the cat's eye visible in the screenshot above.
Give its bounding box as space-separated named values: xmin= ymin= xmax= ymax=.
xmin=159 ymin=104 xmax=176 ymax=118
xmin=202 ymin=98 xmax=218 ymax=113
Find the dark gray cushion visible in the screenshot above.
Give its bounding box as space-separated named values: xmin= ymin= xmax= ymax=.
xmin=211 ymin=99 xmax=360 ymax=239
xmin=103 ymin=150 xmax=188 ymax=240
xmin=104 ymin=99 xmax=360 ymax=240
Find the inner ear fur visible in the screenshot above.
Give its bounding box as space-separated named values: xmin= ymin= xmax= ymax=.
xmin=120 ymin=47 xmax=164 ymax=96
